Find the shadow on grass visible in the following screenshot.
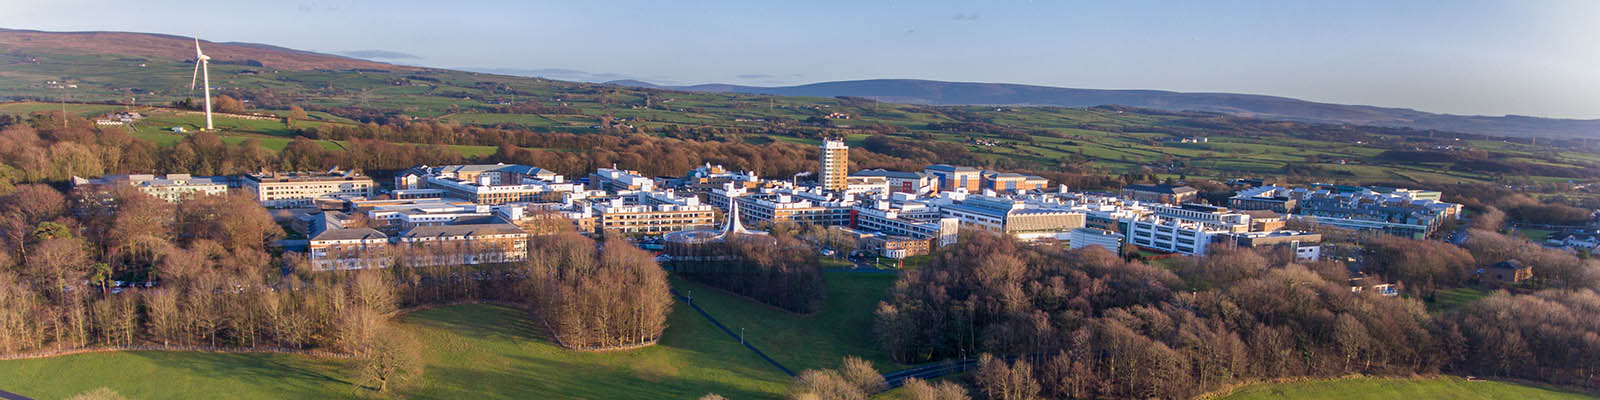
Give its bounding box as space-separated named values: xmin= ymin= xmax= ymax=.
xmin=127 ymin=351 xmax=350 ymax=396
xmin=400 ymin=304 xmax=540 ymax=343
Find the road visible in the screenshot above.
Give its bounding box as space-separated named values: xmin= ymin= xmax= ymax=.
xmin=881 ymin=359 xmax=978 ymax=388
xmin=0 ymin=389 xmax=31 ymax=400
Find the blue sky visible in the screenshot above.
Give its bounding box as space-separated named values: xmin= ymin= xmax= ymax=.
xmin=4 ymin=0 xmax=1598 ymax=119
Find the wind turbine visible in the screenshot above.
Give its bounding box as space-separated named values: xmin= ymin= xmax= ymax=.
xmin=189 ymin=36 xmax=214 ymax=131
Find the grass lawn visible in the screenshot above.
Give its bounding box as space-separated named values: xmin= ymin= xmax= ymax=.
xmin=398 ymin=303 xmax=789 ymax=399
xmin=672 ymin=270 xmax=903 ymax=373
xmin=1428 ymin=286 xmax=1494 ymax=313
xmin=0 ymin=302 xmax=796 ymax=399
xmin=1519 ymin=228 xmax=1555 ymax=243
xmin=1217 ymin=376 xmax=1595 ymax=400
xmin=0 ymin=350 xmax=349 ymax=399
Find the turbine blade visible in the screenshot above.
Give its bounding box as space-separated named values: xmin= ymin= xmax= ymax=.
xmin=194 ymin=35 xmax=202 ymax=57
xmin=190 ymin=61 xmax=199 ymax=90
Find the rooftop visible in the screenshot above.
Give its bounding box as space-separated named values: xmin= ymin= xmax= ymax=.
xmin=1124 ymin=183 xmax=1198 ymax=194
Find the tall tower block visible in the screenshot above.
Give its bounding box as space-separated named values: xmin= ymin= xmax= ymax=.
xmin=820 ymin=138 xmax=849 ymax=191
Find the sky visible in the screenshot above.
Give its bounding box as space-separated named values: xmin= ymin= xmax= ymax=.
xmin=3 ymin=0 xmax=1598 ymax=119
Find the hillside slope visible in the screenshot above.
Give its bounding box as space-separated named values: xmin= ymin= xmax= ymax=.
xmin=0 ymin=28 xmax=413 ymax=71
xmin=608 ymin=78 xmax=1600 ymax=139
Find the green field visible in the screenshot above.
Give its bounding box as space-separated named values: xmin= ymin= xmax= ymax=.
xmin=1217 ymin=376 xmax=1595 ymax=400
xmin=0 ymin=271 xmax=904 ymax=399
xmin=6 ymin=46 xmax=1597 ymax=188
xmin=0 ymin=303 xmax=794 ymax=399
xmin=672 ymin=270 xmax=902 ymax=372
xmin=1427 ymin=286 xmax=1494 ymax=313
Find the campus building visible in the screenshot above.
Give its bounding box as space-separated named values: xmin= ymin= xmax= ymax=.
xmin=851 ymin=197 xmax=960 ymax=247
xmin=1069 ymin=227 xmax=1123 ymax=251
xmin=1229 ymin=185 xmax=1298 ymax=213
xmin=591 ymin=191 xmax=717 ymax=235
xmin=244 ymin=169 xmax=377 ymax=208
xmin=937 ymin=194 xmax=1086 ymax=241
xmin=393 ymin=218 xmax=530 ymax=267
xmin=1121 ymin=184 xmax=1199 ymax=205
xmin=680 ymin=164 xmax=766 ymax=190
xmin=1233 ymin=230 xmax=1322 ymax=261
xmin=851 ymin=169 xmax=939 ymax=195
xmin=980 ymin=171 xmax=1049 ymax=193
xmin=589 ymin=167 xmax=655 ymax=192
xmin=1290 ymin=187 xmax=1460 ymax=239
xmin=72 ymin=173 xmax=230 ymax=203
xmin=819 ymin=139 xmax=850 ymax=191
xmin=396 ymin=163 xmax=580 ymax=205
xmin=1124 ymin=204 xmax=1251 ymax=255
xmin=306 ymin=228 xmax=391 ymax=271
xmin=925 ymin=164 xmax=981 ymax=193
xmin=731 ymin=189 xmax=856 ymax=228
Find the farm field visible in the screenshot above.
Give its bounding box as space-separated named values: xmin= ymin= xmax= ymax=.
xmin=5 ymin=45 xmax=1596 ymax=188
xmin=1216 ymin=376 xmax=1595 ymax=400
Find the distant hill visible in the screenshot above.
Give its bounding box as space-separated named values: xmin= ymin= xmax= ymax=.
xmin=0 ymin=28 xmax=415 ymax=71
xmin=605 ymin=78 xmax=1600 ymax=139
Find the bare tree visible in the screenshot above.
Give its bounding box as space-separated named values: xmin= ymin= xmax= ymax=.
xmin=352 ymin=324 xmax=424 ymax=393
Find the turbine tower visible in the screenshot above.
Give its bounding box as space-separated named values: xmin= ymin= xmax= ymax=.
xmin=190 ymin=36 xmax=214 ymax=131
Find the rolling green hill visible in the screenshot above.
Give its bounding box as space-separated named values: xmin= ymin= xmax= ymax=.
xmin=2 ymin=29 xmax=1597 ymax=187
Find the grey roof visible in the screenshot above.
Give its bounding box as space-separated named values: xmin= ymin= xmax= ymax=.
xmin=925 ymin=164 xmax=980 ymax=172
xmin=1492 ymin=259 xmax=1528 ymax=270
xmin=1124 ymin=184 xmax=1198 ymax=194
xmin=311 ymin=228 xmax=387 ymax=242
xmin=852 ymin=169 xmax=928 ymax=179
xmin=400 ymin=221 xmax=527 ymax=239
xmin=440 ymin=164 xmax=557 ymax=178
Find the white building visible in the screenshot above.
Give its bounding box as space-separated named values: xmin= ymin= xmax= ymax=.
xmin=73 ymin=174 xmax=230 ymax=203
xmin=851 ymin=169 xmax=939 ymax=195
xmin=590 ymin=167 xmax=656 ymax=192
xmin=934 ymin=194 xmax=1085 ymax=241
xmin=1123 ymin=204 xmax=1251 ymax=255
xmin=396 ymin=164 xmax=580 ymax=205
xmin=1069 ymin=227 xmax=1123 ymax=251
xmin=852 ymin=196 xmax=959 ymax=247
xmin=244 ymin=169 xmax=376 ymax=208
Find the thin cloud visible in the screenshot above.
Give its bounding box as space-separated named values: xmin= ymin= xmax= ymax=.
xmin=737 ymin=74 xmax=775 ymax=79
xmin=952 ymin=13 xmax=979 ymax=21
xmin=339 ymin=50 xmax=421 ymax=60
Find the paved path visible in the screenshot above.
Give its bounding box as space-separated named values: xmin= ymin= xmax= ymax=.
xmin=881 ymin=359 xmax=978 ymax=388
xmin=671 ymin=289 xmax=797 ymax=377
xmin=0 ymin=389 xmax=32 ymax=400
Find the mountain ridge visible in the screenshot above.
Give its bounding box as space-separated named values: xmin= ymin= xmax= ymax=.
xmin=603 ymin=78 xmax=1600 ymax=138
xmin=2 ymin=28 xmax=1593 ymax=138
xmin=0 ymin=28 xmax=415 ymax=71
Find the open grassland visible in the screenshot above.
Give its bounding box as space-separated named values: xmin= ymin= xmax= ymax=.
xmin=1216 ymin=376 xmax=1595 ymax=400
xmin=0 ymin=270 xmax=905 ymax=400
xmin=671 ymin=270 xmax=903 ymax=372
xmin=0 ymin=302 xmax=795 ymax=399
xmin=1 ymin=102 xmax=494 ymax=158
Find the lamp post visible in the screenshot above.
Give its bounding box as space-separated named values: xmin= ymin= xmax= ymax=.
xmin=740 ymin=328 xmax=745 ymax=345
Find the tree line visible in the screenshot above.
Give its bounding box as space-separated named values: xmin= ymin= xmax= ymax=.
xmin=667 ymin=234 xmax=826 ymax=314
xmin=523 ymin=232 xmax=672 ymax=350
xmin=874 ymin=230 xmax=1600 ymax=399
